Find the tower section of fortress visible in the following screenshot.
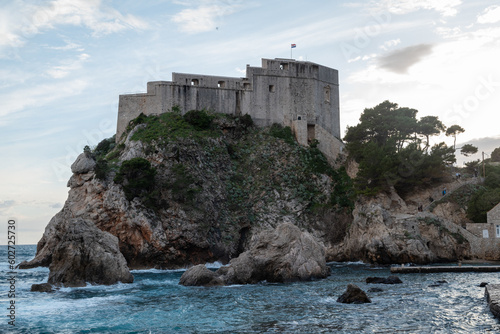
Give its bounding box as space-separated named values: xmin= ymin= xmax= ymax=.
xmin=117 ymin=58 xmax=343 ymax=162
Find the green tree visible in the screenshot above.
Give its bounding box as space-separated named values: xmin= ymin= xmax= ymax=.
xmin=492 ymin=147 xmax=500 ymax=162
xmin=114 ymin=158 xmax=156 ymax=202
xmin=418 ymin=116 xmax=446 ymax=151
xmin=445 ymin=125 xmax=465 ymax=151
xmin=460 ymin=144 xmax=478 ymax=157
xmin=344 ymin=101 xmax=455 ymax=195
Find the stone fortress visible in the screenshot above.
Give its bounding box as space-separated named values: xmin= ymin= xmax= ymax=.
xmin=117 ymin=58 xmax=344 ymax=162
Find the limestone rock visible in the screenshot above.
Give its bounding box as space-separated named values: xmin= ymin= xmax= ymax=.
xmin=337 ymin=284 xmax=371 ymax=304
xmin=366 ymin=276 xmax=402 ymax=284
xmin=71 ymin=152 xmax=96 ymax=174
xmin=180 ymin=223 xmax=329 ymax=286
xmin=31 ymin=283 xmax=54 ymax=293
xmin=219 ymin=223 xmax=330 ymax=284
xmin=179 ymin=264 xmax=224 ymax=287
xmin=47 ymin=219 xmax=133 ymax=287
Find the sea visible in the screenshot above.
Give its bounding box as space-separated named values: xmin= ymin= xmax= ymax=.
xmin=1 ymin=245 xmax=500 ymax=333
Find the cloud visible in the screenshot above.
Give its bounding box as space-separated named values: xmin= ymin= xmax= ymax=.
xmin=377 ymin=0 xmax=462 ymax=17
xmin=0 ymin=79 xmax=88 ymax=118
xmin=378 ymin=44 xmax=434 ymax=73
xmin=172 ymin=0 xmax=245 ymax=33
xmin=49 ymin=202 xmax=62 ymax=209
xmin=478 ymin=5 xmax=500 ymax=24
xmin=380 ymin=39 xmax=401 ymax=51
xmin=0 ymin=200 xmax=16 ymax=209
xmin=0 ymin=0 xmax=149 ymax=49
xmin=46 ymin=53 xmax=90 ymax=78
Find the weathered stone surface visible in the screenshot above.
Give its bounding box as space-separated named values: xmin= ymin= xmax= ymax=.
xmin=179 ymin=264 xmax=224 ymax=287
xmin=31 ymin=283 xmax=54 ymax=293
xmin=218 ymin=223 xmax=329 ymax=284
xmin=328 ymin=190 xmax=471 ymax=264
xmin=366 ymin=276 xmax=402 ymax=284
xmin=181 ymin=223 xmax=329 ymax=286
xmin=337 ymin=284 xmax=371 ymax=304
xmin=46 ymin=219 xmax=133 ymax=287
xmin=71 ymin=152 xmax=96 ymax=174
xmin=485 ymin=284 xmax=500 ymax=319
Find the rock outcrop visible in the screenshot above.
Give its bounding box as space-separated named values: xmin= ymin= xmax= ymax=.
xmin=180 ymin=223 xmax=329 ymax=286
xmin=22 ymin=218 xmax=133 ymax=287
xmin=31 ymin=283 xmax=54 ymax=293
xmin=47 ymin=219 xmax=133 ymax=287
xmin=337 ymin=284 xmax=371 ymax=304
xmin=179 ymin=264 xmax=224 ymax=287
xmin=328 ymin=190 xmax=471 ymax=264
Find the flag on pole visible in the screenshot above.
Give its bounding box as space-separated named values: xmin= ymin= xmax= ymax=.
xmin=291 ymin=44 xmax=296 ymax=48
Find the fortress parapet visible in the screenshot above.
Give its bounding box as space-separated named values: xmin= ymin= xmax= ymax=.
xmin=117 ymin=58 xmax=343 ymax=162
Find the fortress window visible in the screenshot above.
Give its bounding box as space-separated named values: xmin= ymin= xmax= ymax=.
xmin=218 ymin=81 xmax=225 ymax=88
xmin=269 ymin=85 xmax=275 ymax=93
xmin=324 ymin=86 xmax=331 ymax=103
xmin=243 ymin=83 xmax=251 ymax=89
xmin=191 ymin=79 xmax=199 ymax=86
xmin=279 ymin=63 xmax=289 ymax=70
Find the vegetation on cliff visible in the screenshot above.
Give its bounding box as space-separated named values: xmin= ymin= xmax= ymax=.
xmin=79 ymin=109 xmax=355 ymax=265
xmin=467 ymin=165 xmax=500 ymax=223
xmin=344 ymin=100 xmax=456 ymax=196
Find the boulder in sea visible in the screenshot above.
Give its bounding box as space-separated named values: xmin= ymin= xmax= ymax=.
xmin=366 ymin=276 xmax=402 ymax=284
xmin=179 ymin=264 xmax=224 ymax=287
xmin=367 ymin=287 xmax=383 ymax=293
xmin=47 ymin=219 xmax=134 ymax=287
xmin=337 ymin=284 xmax=371 ymax=304
xmin=180 ymin=223 xmax=329 ymax=286
xmin=480 ymin=282 xmax=489 ymax=287
xmin=31 ymin=283 xmax=54 ymax=293
xmin=218 ymin=222 xmax=329 ymax=284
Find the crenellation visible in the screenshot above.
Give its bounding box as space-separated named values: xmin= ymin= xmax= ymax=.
xmin=117 ymin=58 xmax=343 ymax=163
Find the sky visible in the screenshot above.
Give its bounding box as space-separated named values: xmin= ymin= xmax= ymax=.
xmin=1 ymin=0 xmax=499 ymax=244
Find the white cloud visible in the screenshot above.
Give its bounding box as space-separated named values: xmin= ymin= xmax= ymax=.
xmin=46 ymin=53 xmax=90 ymax=78
xmin=0 ymin=79 xmax=88 ymax=118
xmin=0 ymin=0 xmax=149 ymax=49
xmin=478 ymin=5 xmax=500 ymax=24
xmin=377 ymin=0 xmax=462 ymax=17
xmin=172 ymin=0 xmax=245 ymax=33
xmin=380 ymin=38 xmax=401 ymax=50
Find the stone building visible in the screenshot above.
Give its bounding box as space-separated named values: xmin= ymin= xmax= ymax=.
xmin=465 ymin=202 xmax=500 ymax=260
xmin=117 ymin=58 xmax=343 ymax=162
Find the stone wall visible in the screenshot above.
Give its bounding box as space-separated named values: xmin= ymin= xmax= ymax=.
xmin=488 ymin=203 xmax=500 ymax=225
xmin=465 ymin=222 xmax=500 ymax=260
xmin=117 ymin=58 xmax=342 ymax=162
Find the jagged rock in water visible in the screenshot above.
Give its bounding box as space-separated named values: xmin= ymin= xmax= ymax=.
xmin=337 ymin=284 xmax=371 ymax=304
xmin=31 ymin=283 xmax=54 ymax=293
xmin=180 ymin=223 xmax=330 ymax=286
xmin=46 ymin=219 xmax=133 ymax=287
xmin=366 ymin=276 xmax=403 ymax=284
xmin=179 ymin=264 xmax=224 ymax=287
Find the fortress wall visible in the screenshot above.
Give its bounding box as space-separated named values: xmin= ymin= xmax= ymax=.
xmin=117 ymin=59 xmax=341 ymax=152
xmin=315 ymin=124 xmax=344 ymax=165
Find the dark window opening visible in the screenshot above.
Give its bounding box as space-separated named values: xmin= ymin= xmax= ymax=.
xmin=243 ymin=83 xmax=251 ymax=89
xmin=191 ymin=79 xmax=199 ymax=86
xmin=280 ymin=63 xmax=289 ymax=70
xmin=269 ymin=85 xmax=275 ymax=93
xmin=218 ymin=81 xmax=225 ymax=88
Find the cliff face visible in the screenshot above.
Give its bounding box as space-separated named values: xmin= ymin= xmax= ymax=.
xmin=25 ymin=112 xmax=353 ymax=270
xmin=24 ymin=111 xmax=471 ymax=274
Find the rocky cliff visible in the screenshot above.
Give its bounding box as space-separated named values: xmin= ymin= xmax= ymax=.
xmin=22 ymin=110 xmax=472 ymax=285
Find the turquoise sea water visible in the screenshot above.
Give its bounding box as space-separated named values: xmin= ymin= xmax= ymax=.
xmin=1 ymin=245 xmax=500 ymax=333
